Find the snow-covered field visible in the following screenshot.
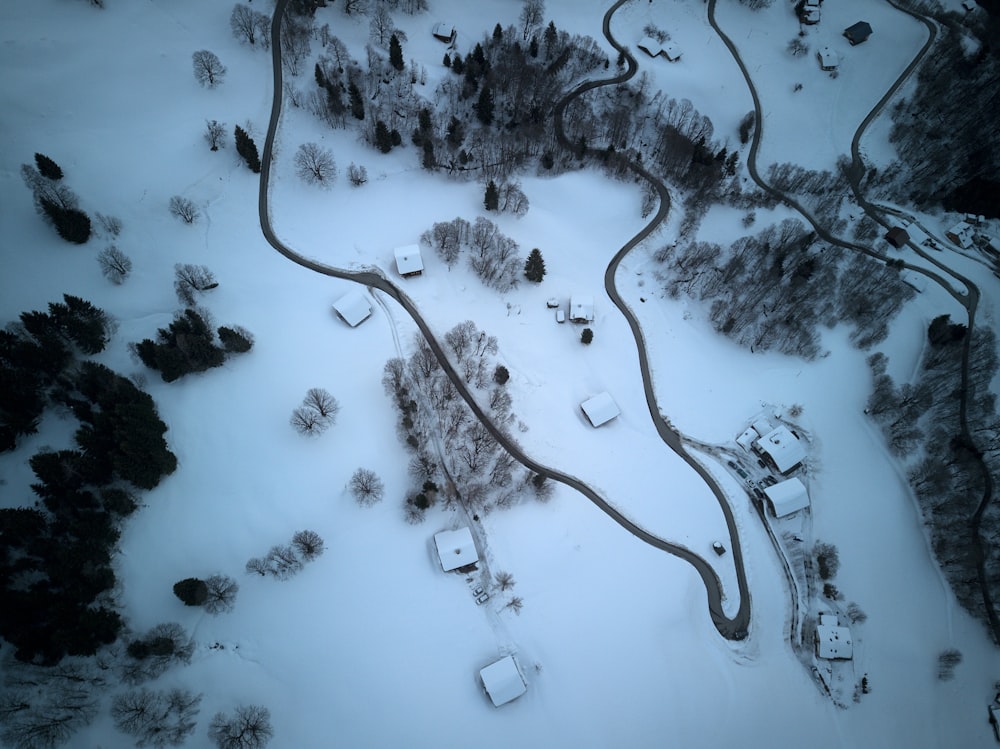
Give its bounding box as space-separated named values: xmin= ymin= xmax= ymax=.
xmin=2 ymin=0 xmax=1000 ymax=747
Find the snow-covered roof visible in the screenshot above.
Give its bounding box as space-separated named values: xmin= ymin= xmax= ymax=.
xmin=736 ymin=427 xmax=757 ymax=452
xmin=569 ymin=295 xmax=594 ymax=322
xmin=393 ymin=244 xmax=424 ymax=276
xmin=754 ymin=425 xmax=805 ymax=474
xmin=581 ymin=392 xmax=620 ymax=428
xmin=763 ymin=477 xmax=810 ymax=518
xmin=816 ymin=624 xmax=853 ymax=660
xmin=817 ymin=47 xmax=838 ymax=70
xmin=433 ymin=527 xmax=477 ymax=572
xmin=819 ymin=613 xmax=839 ymax=627
xmin=432 ymin=22 xmax=455 ymax=41
xmin=751 ymin=419 xmax=772 ymax=438
xmin=479 ymin=655 xmax=526 ymax=707
xmin=663 ymin=42 xmax=682 ymax=61
xmin=946 ymin=222 xmax=974 ymax=249
xmin=637 ymin=36 xmax=664 ymax=58
xmin=332 ymin=290 xmax=373 ymax=327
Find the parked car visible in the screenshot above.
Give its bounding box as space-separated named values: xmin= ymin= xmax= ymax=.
xmin=556 ymin=309 xmax=565 ymax=323
xmin=546 ymin=298 xmax=560 ymax=308
xmin=736 ymin=467 xmax=748 ymax=479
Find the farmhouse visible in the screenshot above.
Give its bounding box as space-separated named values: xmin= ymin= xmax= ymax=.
xmin=569 ymin=295 xmax=595 ymax=323
xmin=884 ymin=226 xmax=909 ymax=248
xmin=332 ymin=290 xmax=373 ymax=327
xmin=946 ymin=221 xmax=975 ymax=249
xmin=431 ymin=22 xmax=455 ymax=43
xmin=802 ymin=0 xmax=821 ymax=25
xmin=637 ymin=36 xmax=681 ymax=61
xmin=393 ymin=244 xmax=424 ymax=278
xmin=581 ymin=392 xmax=620 ymax=428
xmin=816 ymin=616 xmax=854 ymax=660
xmin=753 ymin=425 xmax=806 ymax=474
xmin=817 ymin=47 xmax=838 ymax=71
xmin=763 ymin=477 xmax=810 ymax=518
xmin=844 ymin=21 xmax=873 ymax=46
xmin=479 ymin=655 xmax=527 ymax=707
xmin=433 ymin=527 xmax=478 ymax=572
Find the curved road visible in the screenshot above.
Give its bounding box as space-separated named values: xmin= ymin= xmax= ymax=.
xmin=260 ymin=0 xmax=749 ymax=639
xmin=707 ymin=0 xmax=999 ymax=641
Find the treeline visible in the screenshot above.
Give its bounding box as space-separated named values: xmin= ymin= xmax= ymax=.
xmin=867 ymin=317 xmax=1000 ymax=626
xmin=657 ymin=219 xmax=914 ymax=358
xmin=419 ymin=216 xmax=523 ymax=292
xmin=133 ymin=308 xmax=253 ymax=383
xmin=0 ymin=298 xmax=177 ymax=665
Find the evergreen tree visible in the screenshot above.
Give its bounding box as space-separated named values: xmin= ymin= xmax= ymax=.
xmin=374 ymin=120 xmax=393 ymax=153
xmin=524 ymin=248 xmax=546 ymax=282
xmin=40 ymin=198 xmax=92 ymax=244
xmin=348 ymin=81 xmax=365 ymax=120
xmin=173 ymin=578 xmax=209 ymax=606
xmin=484 ymin=180 xmax=499 ymax=211
xmin=388 ymin=33 xmax=404 ymax=71
xmin=34 ymin=152 xmax=63 ymax=180
xmin=493 ymin=23 xmax=503 ymax=42
xmin=475 ymin=85 xmax=494 ymax=126
xmin=442 ymin=53 xmax=451 ymax=68
xmin=233 ymin=125 xmax=261 ymax=173
xmin=581 ymin=328 xmax=593 ymax=345
xmin=451 ymin=54 xmax=465 ymax=75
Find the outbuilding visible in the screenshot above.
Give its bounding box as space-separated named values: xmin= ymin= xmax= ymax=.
xmin=817 ymin=47 xmax=838 ymax=71
xmin=332 ymin=290 xmax=373 ymax=327
xmin=844 ymin=21 xmax=873 ymax=45
xmin=763 ymin=477 xmax=810 ymax=518
xmin=433 ymin=527 xmax=478 ymax=572
xmin=569 ymin=295 xmax=595 ymax=323
xmin=754 ymin=425 xmax=806 ymax=474
xmin=581 ymin=392 xmax=620 ymax=428
xmin=479 ymin=655 xmax=527 ymax=707
xmin=637 ymin=36 xmax=664 ymax=58
xmin=394 ymin=244 xmax=424 ymax=278
xmin=885 ymin=226 xmax=909 ymax=248
xmin=816 ymin=622 xmax=854 ymax=660
xmin=946 ymin=221 xmax=975 ymax=249
xmin=432 ymin=22 xmax=456 ymax=43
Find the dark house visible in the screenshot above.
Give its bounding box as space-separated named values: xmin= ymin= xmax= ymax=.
xmin=844 ymin=21 xmax=873 ymax=45
xmin=885 ymin=226 xmax=909 ymax=248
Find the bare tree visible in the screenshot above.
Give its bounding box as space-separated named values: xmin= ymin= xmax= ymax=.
xmin=350 ymin=468 xmax=385 ymax=506
xmin=98 ymin=245 xmax=132 ymax=284
xmin=495 ymin=570 xmax=516 ymax=591
xmin=230 ymin=4 xmax=270 ymax=49
xmin=205 ymin=119 xmax=226 ymax=151
xmin=174 ymin=264 xmax=217 ymax=305
xmin=369 ymin=2 xmax=395 ymax=46
xmin=505 ymin=596 xmax=524 ymax=614
xmin=95 ymin=212 xmax=123 ymax=236
xmin=340 ymin=0 xmax=368 ymax=16
xmin=120 ymin=623 xmax=194 ymax=685
xmin=208 ymin=705 xmax=273 ymax=749
xmin=347 ymin=163 xmax=368 ymax=186
xmin=192 ymin=50 xmax=226 ymax=88
xmin=111 ymin=688 xmax=201 ymax=748
xmin=290 ymin=406 xmax=327 ymax=436
xmin=291 ymin=530 xmax=325 ymax=561
xmin=264 ymin=545 xmax=303 ymax=580
xmin=787 ymin=38 xmax=808 ymax=57
xmin=519 ymin=0 xmax=545 ymax=40
xmin=937 ymin=649 xmax=962 ymax=681
xmin=294 ymin=143 xmax=337 ymax=186
xmin=498 ymin=181 xmax=530 ymax=217
xmin=302 ymin=388 xmax=339 ymax=421
xmin=204 ymin=574 xmax=240 ymax=615
xmin=169 ymin=196 xmax=200 ymax=224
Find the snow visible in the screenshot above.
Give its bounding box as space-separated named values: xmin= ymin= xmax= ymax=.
xmin=434 ymin=527 xmax=478 ymax=572
xmin=1 ymin=0 xmax=1000 ymax=747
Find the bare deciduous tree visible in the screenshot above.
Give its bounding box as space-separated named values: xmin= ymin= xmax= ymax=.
xmin=230 ymin=4 xmax=270 ymax=49
xmin=291 ymin=530 xmax=325 ymax=561
xmin=169 ymin=196 xmax=200 ymax=224
xmin=98 ymin=245 xmax=132 ymax=284
xmin=174 ymin=264 xmax=217 ymax=305
xmin=350 ymin=468 xmax=385 ymax=506
xmin=294 ymin=143 xmax=337 ymax=186
xmin=347 ymin=163 xmax=368 ymax=186
xmin=495 ymin=570 xmax=516 ymax=591
xmin=111 ymin=688 xmax=201 ymax=748
xmin=95 ymin=212 xmax=123 ymax=236
xmin=265 ymin=545 xmax=303 ymax=580
xmin=290 ymin=406 xmax=327 ymax=436
xmin=205 ymin=119 xmax=226 ymax=151
xmin=937 ymin=649 xmax=962 ymax=681
xmin=519 ymin=0 xmax=544 ymax=40
xmin=204 ymin=574 xmax=240 ymax=615
xmin=192 ymin=50 xmax=226 ymax=88
xmin=498 ymin=180 xmax=530 ymax=217
xmin=505 ymin=596 xmax=524 ymax=614
xmin=208 ymin=704 xmax=273 ymax=749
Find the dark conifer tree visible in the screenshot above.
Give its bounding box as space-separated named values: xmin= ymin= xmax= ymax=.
xmin=581 ymin=328 xmax=594 ymax=345
xmin=234 ymin=125 xmax=261 ymax=173
xmin=524 ymin=248 xmax=546 ymax=282
xmin=40 ymin=198 xmax=91 ymax=244
xmin=475 ymin=85 xmax=494 ymax=126
xmin=348 ymin=81 xmax=365 ymax=119
xmin=34 ymin=153 xmax=64 ymax=180
xmin=389 ymin=33 xmax=404 ymax=71
xmin=173 ymin=578 xmax=209 ymax=606
xmin=375 ymin=120 xmax=393 ymax=153
xmin=442 ymin=53 xmax=451 ymax=68
xmin=493 ymin=23 xmax=503 ymax=41
xmin=484 ymin=180 xmax=499 ymax=211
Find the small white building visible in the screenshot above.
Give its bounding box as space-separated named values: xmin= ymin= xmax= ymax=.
xmin=569 ymin=295 xmax=595 ymax=323
xmin=763 ymin=477 xmax=810 ymax=518
xmin=802 ymin=0 xmax=821 ymax=24
xmin=581 ymin=392 xmax=620 ymax=428
xmin=817 ymin=46 xmax=838 ymax=71
xmin=332 ymin=290 xmax=373 ymax=327
xmin=816 ymin=622 xmax=854 ymax=660
xmin=393 ymin=244 xmax=424 ymax=278
xmin=662 ymin=42 xmax=682 ymax=61
xmin=433 ymin=527 xmax=477 ymax=572
xmin=479 ymin=655 xmax=527 ymax=707
xmin=432 ymin=22 xmax=455 ymax=43
xmin=946 ymin=221 xmax=975 ymax=249
xmin=736 ymin=427 xmax=758 ymax=452
xmin=637 ymin=36 xmax=664 ymax=58
xmin=754 ymin=425 xmax=806 ymax=474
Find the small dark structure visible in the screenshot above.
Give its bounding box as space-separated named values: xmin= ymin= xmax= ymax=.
xmin=885 ymin=226 xmax=910 ymax=248
xmin=844 ymin=21 xmax=873 ymax=46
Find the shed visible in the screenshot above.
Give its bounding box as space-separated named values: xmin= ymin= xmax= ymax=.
xmin=946 ymin=222 xmax=974 ymax=249
xmin=754 ymin=425 xmax=806 ymax=474
xmin=751 ymin=418 xmax=772 ymax=438
xmin=332 ymin=290 xmax=373 ymax=327
xmin=433 ymin=527 xmax=478 ymax=572
xmin=736 ymin=427 xmax=758 ymax=452
xmin=662 ymin=42 xmax=682 ymax=61
xmin=581 ymin=392 xmax=620 ymax=428
xmin=884 ymin=226 xmax=909 ymax=248
xmin=637 ymin=36 xmax=664 ymax=58
xmin=844 ymin=21 xmax=873 ymax=45
xmin=817 ymin=47 xmax=838 ymax=71
xmin=393 ymin=244 xmax=424 ymax=277
xmin=802 ymin=0 xmax=821 ymax=25
xmin=569 ymin=295 xmax=595 ymax=323
xmin=479 ymin=655 xmax=527 ymax=707
xmin=432 ymin=22 xmax=455 ymax=43
xmin=816 ymin=624 xmax=854 ymax=660
xmin=763 ymin=477 xmax=810 ymax=518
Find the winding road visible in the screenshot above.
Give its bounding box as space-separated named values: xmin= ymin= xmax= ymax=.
xmin=260 ymin=0 xmax=750 ymax=639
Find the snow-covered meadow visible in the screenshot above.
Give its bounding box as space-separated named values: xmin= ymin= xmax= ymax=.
xmin=2 ymin=0 xmax=1000 ymax=746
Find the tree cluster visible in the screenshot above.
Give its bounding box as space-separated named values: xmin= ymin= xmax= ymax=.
xmin=245 ymin=530 xmax=325 ymax=580
xmin=0 ymin=662 xmax=104 ymax=748
xmin=420 ymin=216 xmax=522 ymax=292
xmin=121 ymin=622 xmax=194 ymax=685
xmin=134 ymin=308 xmax=252 ymax=383
xmin=21 ymin=156 xmax=92 ymax=244
xmin=173 ymin=574 xmax=239 ymax=615
xmin=290 ymin=387 xmax=339 ymax=436
xmin=208 ymin=704 xmax=273 ymax=749
xmin=230 ymin=4 xmax=271 ymax=49
xmin=112 ymin=687 xmax=201 ymax=747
